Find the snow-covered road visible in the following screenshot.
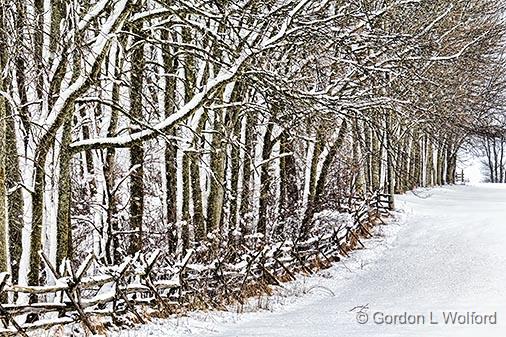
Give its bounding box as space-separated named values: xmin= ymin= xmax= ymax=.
xmin=114 ymin=184 xmax=506 ymax=337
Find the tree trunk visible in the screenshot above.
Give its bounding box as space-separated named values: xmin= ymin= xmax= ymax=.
xmin=55 ymin=120 xmax=73 ymax=267
xmin=257 ymin=122 xmax=273 ymax=238
xmin=103 ymin=41 xmax=124 ymax=265
xmin=276 ymin=131 xmax=299 ymax=238
xmin=5 ymin=109 xmax=24 ymax=284
xmin=161 ymin=30 xmax=178 ymax=253
xmin=190 ymin=112 xmax=206 ymax=243
xmin=206 ymin=114 xmax=226 ymax=235
xmin=1 ymin=11 xmax=23 ymax=281
xmin=500 ymin=137 xmax=505 ymax=183
xmin=385 ymin=111 xmax=395 ymax=209
xmin=239 ymin=114 xmax=254 ymax=240
xmin=425 ymin=136 xmax=434 ymax=186
xmin=304 ymin=127 xmax=325 ymax=221
xmin=409 ymin=130 xmax=421 ymax=189
xmin=352 ymin=117 xmax=366 ymax=194
xmin=55 ymin=38 xmax=81 ymax=267
xmin=363 ymin=121 xmax=373 ymax=192
xmin=371 ymin=125 xmax=382 ymax=191
xmin=0 ymin=45 xmax=8 ymax=273
xmin=181 ymin=154 xmax=191 ymax=252
xmin=128 ymin=16 xmax=145 ymax=255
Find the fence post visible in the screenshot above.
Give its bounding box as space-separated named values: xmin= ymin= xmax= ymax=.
xmin=388 ymin=193 xmax=395 ymax=210
xmin=39 ymin=251 xmax=97 ymax=335
xmin=0 ymin=273 xmax=29 ymax=337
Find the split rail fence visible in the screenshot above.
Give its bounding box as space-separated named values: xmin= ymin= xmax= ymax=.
xmin=0 ymin=193 xmax=391 ymax=336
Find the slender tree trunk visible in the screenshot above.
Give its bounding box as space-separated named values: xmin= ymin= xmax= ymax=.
xmin=398 ymin=134 xmax=409 ymax=193
xmin=435 ymin=143 xmax=443 ymax=185
xmin=239 ymin=114 xmax=254 ymax=240
xmin=276 ymin=131 xmax=298 ymax=238
xmin=55 ymin=120 xmax=73 ymax=267
xmin=371 ymin=125 xmax=382 ymax=191
xmin=227 ymin=84 xmax=245 ymax=243
xmin=446 ymin=142 xmax=456 ymax=184
xmin=304 ymin=127 xmax=325 ymax=219
xmin=409 ymin=130 xmax=421 ymax=189
xmin=55 ymin=36 xmax=81 ymax=267
xmin=0 ymin=42 xmax=7 ymax=273
xmin=30 ymin=136 xmax=57 ymax=287
xmin=352 ymin=116 xmax=366 ymax=195
xmin=363 ymin=121 xmax=373 ymax=192
xmin=128 ymin=16 xmax=145 ymax=255
xmin=5 ymin=109 xmax=24 ymax=284
xmin=492 ymin=137 xmax=499 ymax=183
xmin=485 ymin=137 xmax=494 ymax=182
xmin=228 ymin=120 xmax=242 ymax=243
xmin=500 ymin=137 xmax=505 ymax=183
xmin=181 ymin=154 xmax=191 ymax=252
xmin=190 ymin=113 xmax=206 ymax=242
xmin=15 ymin=0 xmax=31 ymax=156
xmin=257 ymin=122 xmax=273 ymax=237
xmin=425 ymin=136 xmax=434 ymax=186
xmin=33 ymin=0 xmax=44 ymax=97
xmin=385 ymin=111 xmax=395 ymax=209
xmin=161 ymin=30 xmax=178 ymax=253
xmin=207 ymin=114 xmax=226 ymax=235
xmin=103 ymin=42 xmax=123 ymax=265
xmin=1 ymin=10 xmax=23 ymax=281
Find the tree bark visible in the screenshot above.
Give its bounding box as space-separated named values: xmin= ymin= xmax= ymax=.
xmin=5 ymin=108 xmax=24 ymax=284
xmin=276 ymin=131 xmax=299 ymax=238
xmin=161 ymin=30 xmax=178 ymax=253
xmin=128 ymin=14 xmax=145 ymax=255
xmin=385 ymin=111 xmax=395 ymax=210
xmin=256 ymin=122 xmax=274 ymax=237
xmin=206 ymin=114 xmax=226 ymax=235
xmin=55 ymin=120 xmax=73 ymax=267
xmin=0 ymin=38 xmax=8 ymax=273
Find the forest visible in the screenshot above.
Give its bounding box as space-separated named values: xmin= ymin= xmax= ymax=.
xmin=0 ymin=0 xmax=506 ymax=334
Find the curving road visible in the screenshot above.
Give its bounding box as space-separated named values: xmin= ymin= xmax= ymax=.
xmin=199 ymin=184 xmax=506 ymax=337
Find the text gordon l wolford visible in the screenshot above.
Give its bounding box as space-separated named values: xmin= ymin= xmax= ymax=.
xmin=370 ymin=311 xmax=497 ymax=325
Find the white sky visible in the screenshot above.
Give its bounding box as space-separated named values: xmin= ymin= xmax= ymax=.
xmin=457 ymin=152 xmax=484 ymax=184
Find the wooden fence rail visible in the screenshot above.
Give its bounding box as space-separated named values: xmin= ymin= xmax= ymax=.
xmin=455 ymin=170 xmax=465 ymax=184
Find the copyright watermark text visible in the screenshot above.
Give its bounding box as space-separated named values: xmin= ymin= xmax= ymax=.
xmin=350 ymin=306 xmax=498 ymax=326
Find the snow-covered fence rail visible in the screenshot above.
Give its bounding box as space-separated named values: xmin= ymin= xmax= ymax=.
xmin=0 ymin=193 xmax=389 ymax=336
xmin=0 ymin=249 xmax=184 ymax=336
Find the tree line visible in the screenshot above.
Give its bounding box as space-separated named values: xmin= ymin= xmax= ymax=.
xmin=0 ymin=0 xmax=505 ymax=291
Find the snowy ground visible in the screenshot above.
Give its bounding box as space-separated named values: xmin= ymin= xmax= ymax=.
xmin=108 ymin=184 xmax=506 ymax=337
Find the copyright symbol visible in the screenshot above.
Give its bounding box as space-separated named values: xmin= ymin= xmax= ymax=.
xmin=356 ymin=312 xmax=368 ymax=324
